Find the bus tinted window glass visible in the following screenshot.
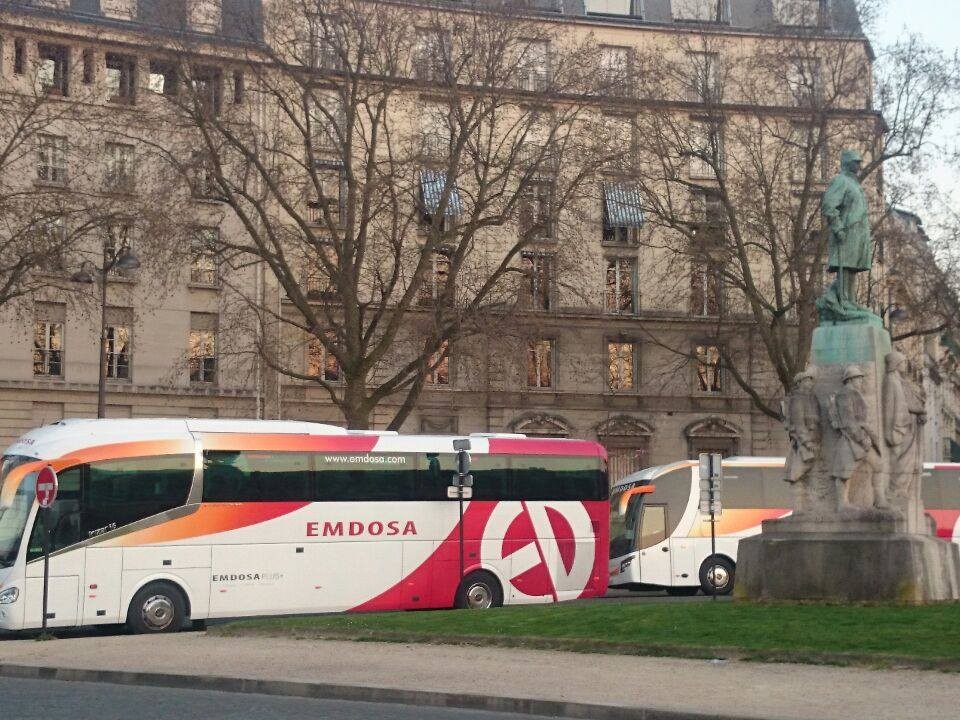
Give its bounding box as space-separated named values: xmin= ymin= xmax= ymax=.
xmin=650 ymin=466 xmax=693 ymax=537
xmin=456 ymin=454 xmax=511 ymax=501
xmin=936 ymin=468 xmax=960 ymax=507
xmin=638 ymin=504 xmax=666 ymax=548
xmin=921 ymin=469 xmax=942 ymax=509
xmin=314 ymin=453 xmax=418 ymax=501
xmin=0 ymin=456 xmax=37 ymax=567
xmin=609 ymin=491 xmax=642 ymax=558
xmin=722 ymin=467 xmax=765 ymax=509
xmin=86 ymin=455 xmax=193 ymax=531
xmin=761 ymin=467 xmax=794 ymax=508
xmin=204 ymin=451 xmax=310 ymax=502
xmin=511 ymin=456 xmax=605 ymax=501
xmin=27 ymin=466 xmax=83 ymax=560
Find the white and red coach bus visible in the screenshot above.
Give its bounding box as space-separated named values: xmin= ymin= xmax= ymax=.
xmin=0 ymin=419 xmax=609 ymax=633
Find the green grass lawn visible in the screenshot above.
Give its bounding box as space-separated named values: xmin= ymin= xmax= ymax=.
xmin=210 ymin=600 xmax=960 ymax=668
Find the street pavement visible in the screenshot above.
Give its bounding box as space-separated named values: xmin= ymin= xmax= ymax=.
xmin=0 ymin=676 xmax=562 ymax=720
xmin=2 ymin=631 xmax=959 ymax=720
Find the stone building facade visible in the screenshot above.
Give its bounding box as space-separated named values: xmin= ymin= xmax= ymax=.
xmin=0 ymin=0 xmax=895 ymax=481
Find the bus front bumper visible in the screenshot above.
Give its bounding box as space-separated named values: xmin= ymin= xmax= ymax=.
xmin=0 ymin=567 xmax=22 ymax=630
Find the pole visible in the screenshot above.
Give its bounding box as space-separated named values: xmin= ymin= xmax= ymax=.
xmin=41 ymin=510 xmax=50 ymax=634
xmin=458 ymin=490 xmax=464 ymax=581
xmin=96 ymin=256 xmax=109 ymax=419
xmin=709 ymin=476 xmax=717 ymax=601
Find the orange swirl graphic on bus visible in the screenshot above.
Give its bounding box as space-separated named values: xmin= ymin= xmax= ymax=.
xmin=689 ymin=508 xmax=790 ymax=537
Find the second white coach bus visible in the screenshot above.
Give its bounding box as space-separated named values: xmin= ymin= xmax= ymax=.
xmin=608 ymin=457 xmax=960 ymax=595
xmin=0 ymin=419 xmax=609 ymax=633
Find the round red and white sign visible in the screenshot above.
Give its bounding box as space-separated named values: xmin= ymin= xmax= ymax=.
xmin=36 ymin=465 xmax=58 ymax=508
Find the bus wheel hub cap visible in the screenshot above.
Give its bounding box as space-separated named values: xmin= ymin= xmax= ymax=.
xmin=709 ymin=566 xmax=728 ymax=588
xmin=142 ymin=595 xmax=174 ymax=629
xmin=466 ymin=583 xmax=492 ymax=609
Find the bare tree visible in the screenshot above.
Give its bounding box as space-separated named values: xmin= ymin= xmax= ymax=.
xmin=154 ymin=0 xmax=609 ymax=428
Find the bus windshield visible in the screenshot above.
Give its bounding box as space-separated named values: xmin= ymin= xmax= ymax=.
xmin=609 ymin=489 xmax=643 ymax=558
xmin=0 ymin=456 xmax=37 ymax=568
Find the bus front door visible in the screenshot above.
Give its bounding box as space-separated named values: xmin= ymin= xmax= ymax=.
xmin=636 ymin=504 xmax=671 ymax=587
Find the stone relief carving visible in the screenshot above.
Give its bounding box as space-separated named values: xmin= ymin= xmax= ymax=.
xmin=826 ymin=364 xmax=884 ymax=512
xmin=782 ymin=366 xmax=821 ymax=487
xmin=883 ymin=350 xmax=927 ymax=501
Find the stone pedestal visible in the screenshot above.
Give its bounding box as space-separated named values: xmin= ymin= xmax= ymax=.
xmin=737 ymin=516 xmax=960 ymax=602
xmin=737 ymin=319 xmax=960 ymax=603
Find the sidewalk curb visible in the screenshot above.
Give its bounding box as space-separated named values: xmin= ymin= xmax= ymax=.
xmin=0 ymin=663 xmax=771 ymax=720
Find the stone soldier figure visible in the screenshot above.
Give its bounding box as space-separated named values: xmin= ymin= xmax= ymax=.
xmin=883 ymin=350 xmax=927 ymax=498
xmin=783 ymin=366 xmax=820 ymax=486
xmin=828 ymin=365 xmax=884 ymax=511
xmin=817 ymin=149 xmax=873 ymax=321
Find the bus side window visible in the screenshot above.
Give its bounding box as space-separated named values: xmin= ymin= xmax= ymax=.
xmin=27 ymin=466 xmax=83 ymax=560
xmin=638 ymin=505 xmax=666 ymax=549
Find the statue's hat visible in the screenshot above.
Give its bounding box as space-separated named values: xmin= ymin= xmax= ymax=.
xmin=886 ymin=350 xmax=906 ymax=370
xmin=794 ymin=366 xmax=818 ymax=384
xmin=842 ymin=364 xmax=865 ymax=382
xmin=841 ymin=148 xmax=863 ymax=165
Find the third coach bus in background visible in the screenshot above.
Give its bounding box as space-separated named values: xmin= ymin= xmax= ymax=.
xmin=0 ymin=419 xmax=608 ymax=634
xmin=608 ymin=457 xmax=960 ymax=596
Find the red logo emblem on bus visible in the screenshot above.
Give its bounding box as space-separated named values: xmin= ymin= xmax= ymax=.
xmin=481 ymin=502 xmax=595 ymax=601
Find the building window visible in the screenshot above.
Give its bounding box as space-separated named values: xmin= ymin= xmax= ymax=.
xmin=785 ymin=58 xmax=821 ymax=107
xmin=189 ymin=314 xmax=217 ymax=383
xmin=148 ymin=60 xmax=178 ymax=95
xmin=522 ymin=252 xmax=552 ymax=311
xmin=672 ymin=0 xmax=728 ymax=22
xmin=602 ymin=183 xmax=644 ymax=244
xmin=688 ymin=122 xmax=721 ymax=180
xmin=190 ymin=151 xmax=219 ymax=199
xmin=790 ymin=125 xmax=826 ymax=183
xmin=307 ymin=167 xmax=345 ymax=227
xmin=608 ymin=341 xmax=636 ymax=391
xmin=38 ymin=215 xmax=66 ymax=250
xmin=605 ymin=257 xmax=636 ymax=315
xmin=420 ymin=103 xmax=452 ymax=159
xmin=773 ymin=0 xmax=824 ymax=26
xmin=516 ymin=40 xmax=549 ymax=92
xmin=599 ymin=45 xmax=633 ymax=97
xmin=427 ymin=341 xmax=450 ymax=386
xmin=693 ymin=187 xmax=725 ymax=226
xmin=103 ymin=221 xmax=135 ymax=276
xmin=82 ymin=49 xmax=94 ymax=84
xmin=303 ymin=245 xmax=335 ymax=300
xmin=105 ymin=324 xmax=131 ymax=380
xmin=14 ymin=39 xmax=25 ymax=75
xmin=686 ymin=52 xmax=719 ymax=103
xmin=691 ymin=262 xmax=722 ymax=316
xmin=232 ymin=70 xmax=244 ymax=104
xmin=38 ymin=135 xmax=68 ymax=185
xmin=309 ymin=94 xmax=345 ymax=155
xmin=527 ymin=339 xmax=554 ymax=389
xmin=518 ymin=180 xmax=554 ymax=240
xmin=105 ymin=53 xmax=136 ymax=104
xmin=414 ymin=28 xmax=450 ymax=82
xmin=307 ymin=333 xmax=340 ymax=382
xmin=37 ymin=43 xmax=69 ymax=95
xmin=191 ymin=229 xmax=219 ymax=285
xmin=417 ymin=250 xmax=451 ymax=306
xmin=695 ymin=344 xmax=722 ymax=393
xmin=190 ymin=67 xmax=221 ymax=118
xmin=105 ymin=142 xmax=135 ymax=191
xmin=33 ymin=311 xmax=65 ymax=377
xmin=307 ymin=15 xmax=343 ymax=71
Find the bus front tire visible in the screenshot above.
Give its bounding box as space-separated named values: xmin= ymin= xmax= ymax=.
xmin=126 ymin=582 xmax=187 ymax=634
xmin=699 ymin=557 xmax=735 ymax=596
xmin=454 ymin=571 xmax=503 ymax=610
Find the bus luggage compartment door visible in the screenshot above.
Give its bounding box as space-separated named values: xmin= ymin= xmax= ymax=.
xmin=636 ymin=504 xmax=671 ymax=587
xmin=24 ymin=550 xmax=82 ymax=628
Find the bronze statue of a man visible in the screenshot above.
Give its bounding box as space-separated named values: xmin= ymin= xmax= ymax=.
xmin=883 ymin=350 xmax=927 ymax=498
xmin=783 ymin=366 xmax=820 ymax=486
xmin=817 ymin=149 xmax=873 ymax=320
xmin=828 ymin=365 xmax=883 ymax=511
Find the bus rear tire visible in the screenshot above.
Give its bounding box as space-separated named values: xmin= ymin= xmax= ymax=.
xmin=126 ymin=582 xmax=187 ymax=634
xmin=454 ymin=571 xmax=503 ymax=610
xmin=699 ymin=557 xmax=735 ymax=596
xmin=666 ymin=586 xmax=700 ymax=597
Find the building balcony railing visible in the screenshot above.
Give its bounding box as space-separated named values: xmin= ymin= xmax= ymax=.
xmin=515 ymin=68 xmax=549 ymax=93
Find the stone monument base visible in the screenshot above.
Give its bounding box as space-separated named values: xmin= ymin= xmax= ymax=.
xmin=736 ymin=516 xmax=960 ymax=602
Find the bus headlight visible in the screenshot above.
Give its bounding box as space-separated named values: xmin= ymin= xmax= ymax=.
xmin=0 ymin=587 xmax=19 ymax=604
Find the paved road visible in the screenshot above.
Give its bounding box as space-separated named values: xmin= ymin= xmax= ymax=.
xmin=0 ymin=677 xmax=561 ymax=720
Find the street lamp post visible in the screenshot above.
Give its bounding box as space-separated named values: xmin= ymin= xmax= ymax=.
xmin=72 ymin=244 xmax=140 ymax=418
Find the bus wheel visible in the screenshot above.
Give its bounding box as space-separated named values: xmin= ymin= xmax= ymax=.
xmin=127 ymin=582 xmax=187 ymax=634
xmin=455 ymin=571 xmax=503 ymax=610
xmin=699 ymin=557 xmax=735 ymax=596
xmin=666 ymin=586 xmax=700 ymax=597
